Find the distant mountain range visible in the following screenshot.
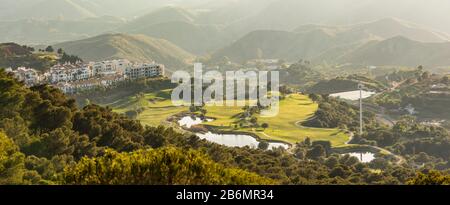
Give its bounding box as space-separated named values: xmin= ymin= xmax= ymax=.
xmin=337 ymin=36 xmax=450 ymax=67
xmin=224 ymin=0 xmax=450 ymax=35
xmin=212 ymin=18 xmax=450 ymax=67
xmin=0 ymin=0 xmax=207 ymax=20
xmin=117 ymin=6 xmax=231 ymax=54
xmin=54 ymin=34 xmax=194 ymax=69
xmin=0 ymin=17 xmax=124 ymax=45
xmin=3 ymin=1 xmax=450 ymax=68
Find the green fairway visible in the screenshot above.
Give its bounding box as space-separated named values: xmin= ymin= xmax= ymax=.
xmin=137 ymin=106 xmax=186 ymax=127
xmin=203 ymin=94 xmax=349 ymax=146
xmin=106 ymin=90 xmax=349 ymax=146
xmin=103 ymin=89 xmax=188 ymax=127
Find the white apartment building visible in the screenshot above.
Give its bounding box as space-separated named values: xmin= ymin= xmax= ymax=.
xmin=8 ymin=67 xmax=41 ymax=86
xmin=55 ymin=74 xmax=125 ymax=94
xmin=125 ymin=63 xmax=165 ymax=79
xmin=49 ymin=62 xmax=92 ymax=83
xmin=90 ymin=59 xmax=131 ymax=76
xmin=10 ymin=59 xmax=165 ymax=93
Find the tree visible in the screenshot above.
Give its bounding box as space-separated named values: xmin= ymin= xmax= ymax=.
xmin=407 ymin=170 xmax=450 ymax=185
xmin=57 ymin=48 xmax=63 ymax=55
xmin=250 ymin=117 xmax=258 ymax=124
xmin=83 ymin=99 xmax=90 ymax=107
xmin=64 ymin=147 xmax=274 ymax=185
xmin=59 ymin=53 xmax=83 ymax=64
xmin=0 ymin=132 xmax=25 ymax=184
xmin=329 ymin=166 xmax=347 ymax=178
xmin=442 ymin=76 xmax=450 ymax=84
xmin=312 ymin=141 xmax=331 ymax=155
xmin=36 ymin=127 xmax=75 ymax=158
xmin=45 ymin=46 xmax=54 ymax=53
xmin=306 ymin=145 xmax=326 ymax=160
xmin=258 ymin=141 xmax=269 ymax=150
xmin=143 ymin=126 xmax=167 ymax=148
xmin=417 ymin=65 xmax=424 ymax=72
xmin=421 ymin=71 xmax=430 ymax=80
xmin=303 ymin=137 xmax=311 ymax=147
xmin=325 ymin=156 xmax=339 ymax=169
xmin=261 ymin=123 xmax=269 ymax=130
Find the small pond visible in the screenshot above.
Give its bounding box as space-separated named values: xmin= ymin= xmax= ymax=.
xmin=342 ymin=152 xmax=376 ymax=163
xmin=330 ymin=90 xmax=376 ymax=101
xmin=196 ymin=132 xmax=290 ymax=150
xmin=178 ymin=116 xmax=290 ymax=150
xmin=178 ymin=116 xmax=212 ymax=128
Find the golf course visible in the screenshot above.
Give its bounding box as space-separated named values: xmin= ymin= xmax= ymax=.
xmin=105 ymin=91 xmax=350 ymax=147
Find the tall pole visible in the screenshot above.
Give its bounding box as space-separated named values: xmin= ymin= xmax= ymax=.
xmin=358 ymin=84 xmax=363 ymax=136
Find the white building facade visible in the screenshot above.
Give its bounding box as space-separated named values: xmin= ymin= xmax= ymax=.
xmin=7 ymin=67 xmax=41 ymax=86
xmin=125 ymin=63 xmax=165 ymax=79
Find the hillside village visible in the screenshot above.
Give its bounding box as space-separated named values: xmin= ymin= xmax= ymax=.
xmin=5 ymin=59 xmax=165 ymax=94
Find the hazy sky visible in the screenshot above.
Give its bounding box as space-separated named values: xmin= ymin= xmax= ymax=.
xmin=1 ymin=0 xmax=450 ymax=32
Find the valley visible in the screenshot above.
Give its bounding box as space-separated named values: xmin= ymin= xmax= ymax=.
xmin=2 ymin=0 xmax=450 ymax=186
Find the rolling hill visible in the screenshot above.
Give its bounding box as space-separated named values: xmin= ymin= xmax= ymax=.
xmin=0 ymin=17 xmax=125 ymax=45
xmin=119 ymin=6 xmax=197 ymax=31
xmin=0 ymin=43 xmax=57 ymax=71
xmin=118 ymin=6 xmax=230 ymax=54
xmin=338 ymin=36 xmax=450 ymax=67
xmin=294 ymin=18 xmax=450 ymax=43
xmin=211 ymin=29 xmax=342 ymax=63
xmin=225 ymin=0 xmax=450 ymax=35
xmin=54 ymin=34 xmax=195 ymax=69
xmin=306 ymin=75 xmax=387 ymax=94
xmin=212 ymin=18 xmax=450 ymax=66
xmin=125 ymin=21 xmax=227 ymax=55
xmin=0 ymin=0 xmax=201 ymax=20
xmin=16 ymin=0 xmax=97 ymax=20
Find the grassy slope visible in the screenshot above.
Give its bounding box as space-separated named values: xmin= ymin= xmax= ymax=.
xmin=54 ymin=33 xmax=194 ymax=69
xmin=103 ymin=89 xmax=186 ymax=127
xmin=0 ymin=43 xmax=58 ymax=71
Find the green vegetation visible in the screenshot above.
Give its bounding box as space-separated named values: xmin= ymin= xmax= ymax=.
xmin=2 ymin=69 xmax=450 ymax=185
xmin=0 ymin=132 xmax=25 ymax=184
xmin=0 ymin=43 xmax=57 ymax=71
xmin=64 ymin=147 xmax=274 ymax=185
xmin=105 ymin=89 xmax=350 ymax=146
xmin=407 ymin=170 xmax=450 ymax=185
xmin=303 ymin=94 xmax=378 ymax=132
xmin=254 ymin=94 xmax=348 ymax=146
xmin=204 ymin=94 xmax=349 ymax=146
xmin=107 ymin=90 xmax=186 ymax=127
xmin=307 ymin=75 xmax=387 ymax=94
xmin=279 ymin=62 xmax=324 ymax=88
xmin=373 ymin=70 xmax=450 ymax=119
xmin=0 ymin=70 xmax=274 ymax=184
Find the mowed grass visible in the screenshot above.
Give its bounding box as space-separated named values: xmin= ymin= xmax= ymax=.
xmin=106 ymin=90 xmax=349 ymax=147
xmin=137 ymin=106 xmax=186 ymax=127
xmin=253 ymin=94 xmax=348 ymax=146
xmin=103 ymin=89 xmax=188 ymax=127
xmin=204 ymin=94 xmax=349 ymax=146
